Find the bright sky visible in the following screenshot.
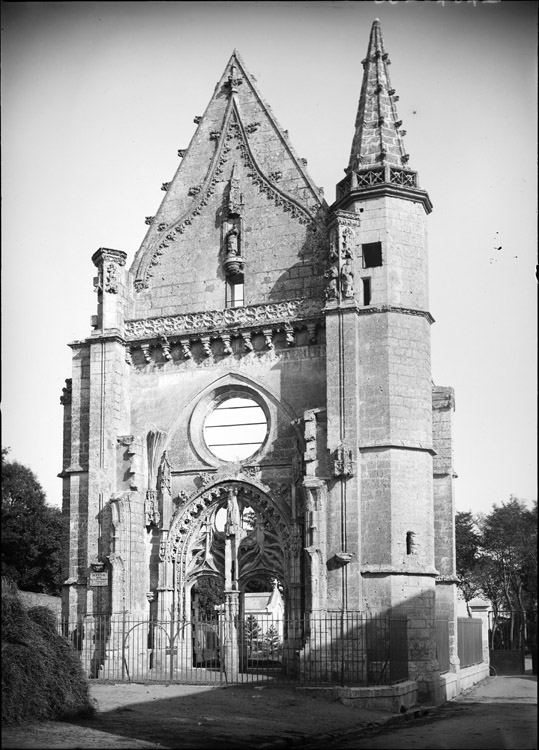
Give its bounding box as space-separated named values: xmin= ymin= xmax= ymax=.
xmin=2 ymin=1 xmax=537 ymax=516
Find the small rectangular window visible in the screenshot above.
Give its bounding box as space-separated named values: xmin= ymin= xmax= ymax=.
xmin=362 ymin=278 xmax=371 ymax=306
xmin=226 ymin=275 xmax=244 ymax=308
xmin=362 ymin=242 xmax=382 ymax=268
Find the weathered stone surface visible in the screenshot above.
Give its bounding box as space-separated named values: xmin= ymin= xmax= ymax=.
xmin=61 ymin=22 xmax=456 ymax=703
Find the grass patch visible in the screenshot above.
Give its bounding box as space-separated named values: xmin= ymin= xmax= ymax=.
xmin=2 ymin=578 xmax=95 ymax=726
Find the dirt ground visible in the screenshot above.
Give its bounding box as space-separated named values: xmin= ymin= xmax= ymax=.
xmin=1 ymin=682 xmax=393 ymax=749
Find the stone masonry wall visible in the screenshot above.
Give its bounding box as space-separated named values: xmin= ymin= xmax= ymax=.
xmin=352 ymin=196 xmax=429 ymax=312
xmin=128 ymin=338 xmax=327 ymax=502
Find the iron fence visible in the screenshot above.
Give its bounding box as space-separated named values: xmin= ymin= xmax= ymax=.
xmin=59 ymin=612 xmax=408 ymax=687
xmin=457 ymin=617 xmax=483 ymax=668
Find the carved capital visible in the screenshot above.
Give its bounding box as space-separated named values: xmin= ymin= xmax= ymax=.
xmin=145 ymin=489 xmax=160 ymax=527
xmin=92 ymin=247 xmax=127 ymax=268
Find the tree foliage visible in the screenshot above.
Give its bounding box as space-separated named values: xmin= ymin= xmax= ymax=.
xmin=455 ymin=498 xmax=537 ymax=642
xmin=455 ymin=511 xmax=482 ymax=607
xmin=1 ymin=448 xmax=63 ymax=595
xmin=244 ymin=614 xmax=261 ymax=653
xmin=193 ymin=576 xmax=224 ymax=618
xmin=263 ymin=624 xmax=281 ymax=657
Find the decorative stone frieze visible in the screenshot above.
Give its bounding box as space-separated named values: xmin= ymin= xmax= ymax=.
xmin=125 ymin=298 xmax=322 ymax=340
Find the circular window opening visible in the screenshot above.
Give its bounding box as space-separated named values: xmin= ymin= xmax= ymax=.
xmin=204 ymin=396 xmax=268 ymax=462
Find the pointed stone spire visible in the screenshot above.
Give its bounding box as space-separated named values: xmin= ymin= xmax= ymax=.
xmin=334 ymin=19 xmax=432 ymax=214
xmin=348 ymin=19 xmax=408 ymax=171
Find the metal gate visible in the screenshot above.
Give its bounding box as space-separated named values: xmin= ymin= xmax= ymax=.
xmin=488 ymin=610 xmax=531 ymax=675
xmin=60 ymin=612 xmax=408 ymax=686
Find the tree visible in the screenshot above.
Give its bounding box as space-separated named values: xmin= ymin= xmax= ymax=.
xmin=262 ymin=624 xmax=281 ymax=659
xmin=245 ymin=574 xmax=276 ymax=593
xmin=1 ymin=448 xmax=63 ymax=595
xmin=455 ymin=498 xmax=537 ymax=650
xmin=244 ymin=614 xmax=261 ymax=655
xmin=455 ymin=511 xmax=482 ymax=613
xmin=193 ymin=576 xmax=224 ymax=618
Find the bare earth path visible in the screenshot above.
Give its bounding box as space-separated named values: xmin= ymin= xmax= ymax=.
xmin=1 ymin=682 xmax=392 ymax=749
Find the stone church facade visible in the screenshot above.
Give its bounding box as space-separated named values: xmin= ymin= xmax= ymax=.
xmin=60 ymin=21 xmax=458 ymax=701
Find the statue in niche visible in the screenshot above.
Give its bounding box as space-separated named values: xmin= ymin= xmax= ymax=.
xmin=340 ymin=259 xmax=354 ymax=299
xmin=158 ymin=451 xmax=172 ymax=527
xmin=226 ymin=227 xmax=240 ymax=256
xmin=158 ymin=451 xmax=171 ymax=495
xmin=224 ymin=488 xmax=247 ymax=591
xmin=329 ymin=230 xmax=339 ymax=262
xmin=325 ymin=264 xmax=339 ymax=301
xmin=341 ymin=228 xmax=354 ymax=259
xmin=225 ymin=489 xmax=242 ymax=536
xmin=304 ymin=410 xmax=317 ymax=464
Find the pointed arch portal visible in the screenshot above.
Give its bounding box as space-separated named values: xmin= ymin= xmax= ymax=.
xmin=166 ymin=479 xmax=297 ymax=621
xmin=159 ymin=478 xmax=302 ymax=679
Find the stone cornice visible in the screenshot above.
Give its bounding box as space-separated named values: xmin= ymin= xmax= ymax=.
xmin=435 ymin=575 xmax=459 ymax=584
xmin=324 ymin=304 xmax=434 ymax=325
xmin=361 ymin=565 xmax=439 ymax=577
xmin=331 ymin=182 xmax=433 ymax=215
xmin=125 ymin=298 xmax=324 ymax=341
xmin=359 ymin=442 xmax=435 ymax=456
xmin=69 ymin=331 xmax=127 ymax=349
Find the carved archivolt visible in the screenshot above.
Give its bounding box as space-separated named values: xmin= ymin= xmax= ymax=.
xmin=170 ymin=479 xmax=293 ymax=620
xmin=168 ymin=479 xmax=290 ymax=558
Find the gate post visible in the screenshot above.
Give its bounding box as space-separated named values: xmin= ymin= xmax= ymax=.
xmin=469 ymin=600 xmax=490 ymax=667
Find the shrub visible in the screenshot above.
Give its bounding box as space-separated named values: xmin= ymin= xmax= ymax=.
xmin=1 ymin=580 xmax=94 ymax=726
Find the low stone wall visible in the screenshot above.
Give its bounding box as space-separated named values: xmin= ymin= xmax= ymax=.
xmin=439 ymin=662 xmax=490 ymax=702
xmin=296 ymin=680 xmax=418 ymax=713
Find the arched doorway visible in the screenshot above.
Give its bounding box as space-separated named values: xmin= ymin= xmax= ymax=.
xmin=166 ymin=478 xmax=301 ymax=678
